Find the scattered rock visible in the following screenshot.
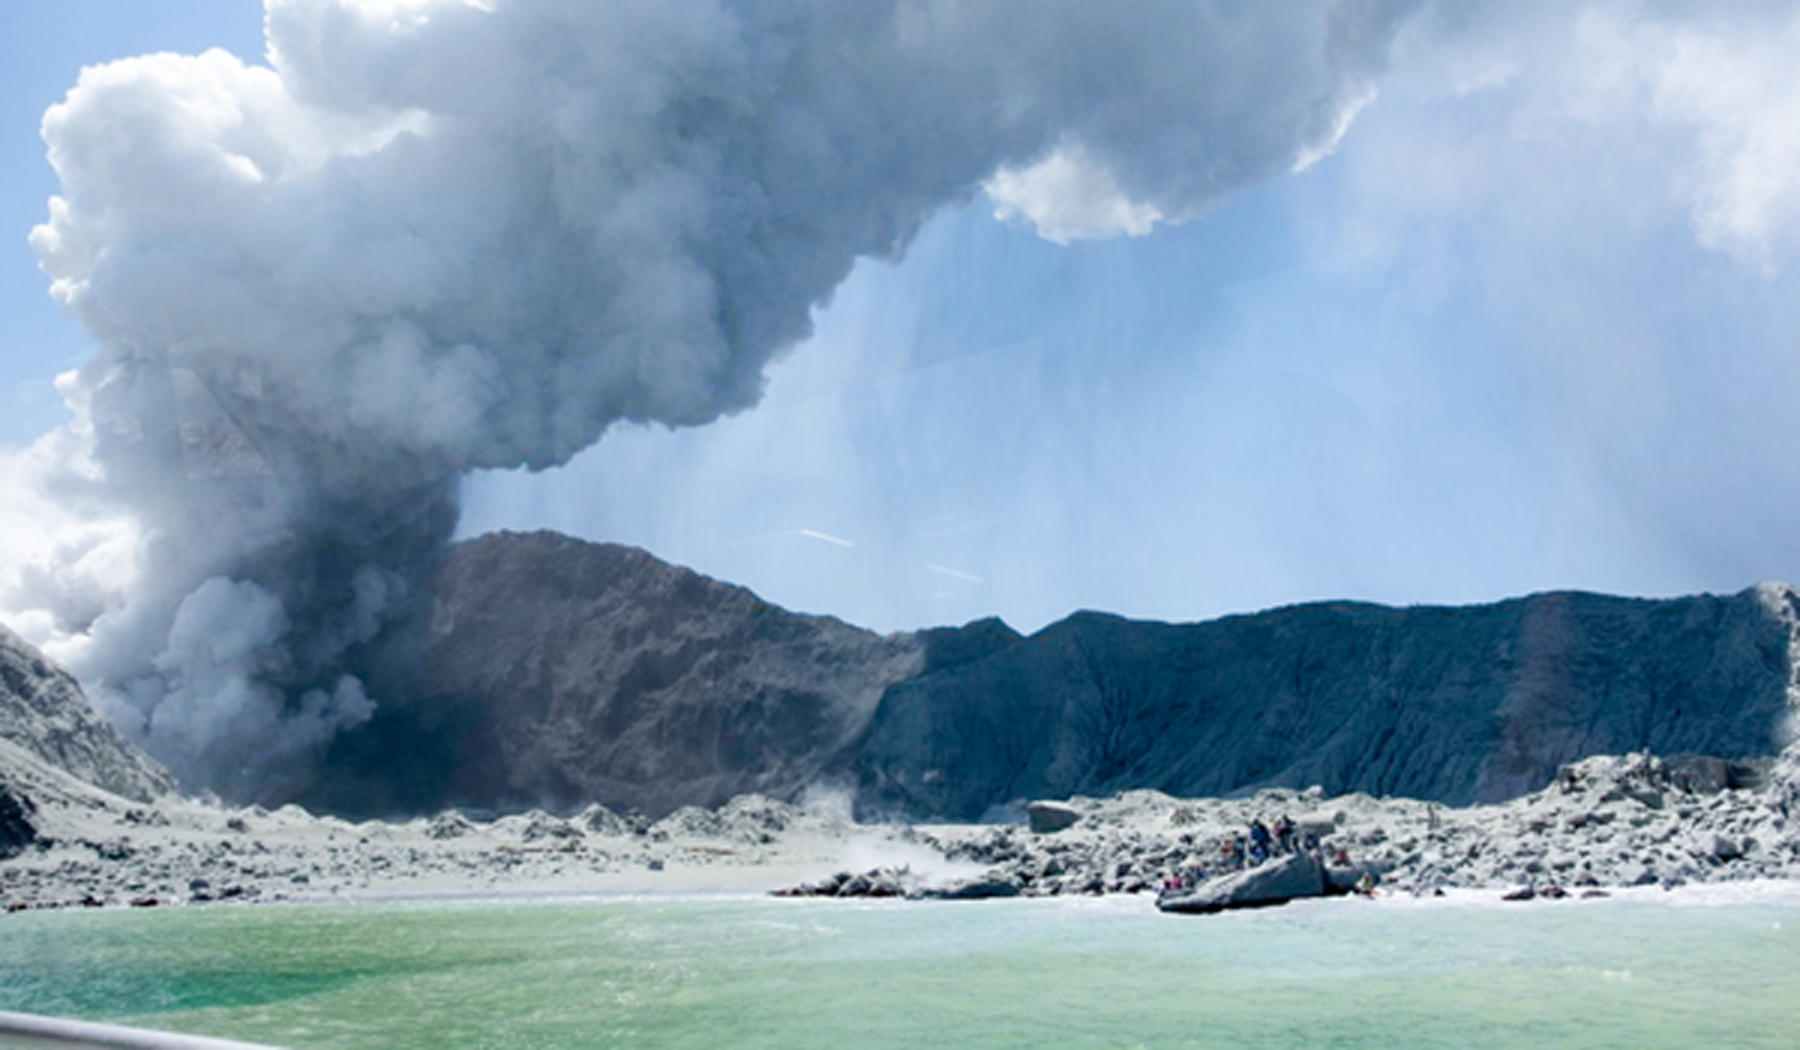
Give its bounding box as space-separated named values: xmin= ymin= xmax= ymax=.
xmin=773 ymin=867 xmax=910 ymax=898
xmin=575 ymin=803 xmax=633 ymax=837
xmin=121 ymin=807 xmax=169 ymax=828
xmin=426 ymin=813 xmax=475 ymax=840
xmin=4 ymin=712 xmax=1799 ymax=912
xmin=92 ymin=838 xmax=134 ymax=862
xmin=519 ymin=813 xmax=583 ymax=843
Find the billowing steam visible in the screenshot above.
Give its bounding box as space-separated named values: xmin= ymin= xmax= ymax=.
xmin=7 ymin=0 xmax=1415 ymax=797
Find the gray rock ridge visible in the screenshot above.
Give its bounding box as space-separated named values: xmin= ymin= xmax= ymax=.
xmin=239 ymin=529 xmax=1799 ymax=822
xmin=0 ymin=625 xmax=173 ymax=804
xmin=306 ymin=530 xmax=926 ymax=818
xmin=847 ymin=584 xmax=1800 ymax=820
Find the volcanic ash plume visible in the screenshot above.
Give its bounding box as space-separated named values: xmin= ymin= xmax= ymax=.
xmin=6 ymin=0 xmax=1415 ymax=798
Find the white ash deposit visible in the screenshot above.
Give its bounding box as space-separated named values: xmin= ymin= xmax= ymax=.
xmin=0 ymin=742 xmax=877 ymax=908
xmin=770 ymin=748 xmax=1800 ymax=903
xmin=4 ymin=740 xmax=1797 ymax=912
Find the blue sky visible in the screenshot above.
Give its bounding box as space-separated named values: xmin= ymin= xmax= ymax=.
xmin=1 ymin=1 xmax=266 ymax=444
xmin=7 ymin=1 xmax=1800 ymax=640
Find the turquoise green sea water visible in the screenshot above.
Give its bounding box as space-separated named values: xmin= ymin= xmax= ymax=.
xmin=3 ymin=889 xmax=1797 ymax=1048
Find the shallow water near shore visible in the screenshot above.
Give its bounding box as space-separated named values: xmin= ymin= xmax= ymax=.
xmin=4 ymin=886 xmax=1798 ymax=1049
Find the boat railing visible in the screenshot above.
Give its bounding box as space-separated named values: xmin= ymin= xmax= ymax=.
xmin=0 ymin=1011 xmax=286 ymax=1050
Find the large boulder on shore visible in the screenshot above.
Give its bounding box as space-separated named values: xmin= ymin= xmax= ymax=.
xmin=1027 ymin=800 xmax=1081 ymax=834
xmin=915 ymin=873 xmax=1024 ymax=900
xmin=1158 ymin=852 xmax=1327 ymax=914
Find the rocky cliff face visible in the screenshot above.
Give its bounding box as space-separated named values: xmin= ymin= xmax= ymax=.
xmin=844 ymin=586 xmax=1800 ymax=819
xmin=304 ymin=531 xmax=926 ymax=817
xmin=9 ymin=532 xmax=1795 ymax=832
xmin=0 ymin=626 xmax=173 ymax=804
xmin=283 ymin=533 xmax=1800 ymax=820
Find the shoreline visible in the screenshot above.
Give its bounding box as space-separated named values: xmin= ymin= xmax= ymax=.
xmin=12 ymin=873 xmax=1800 ymax=916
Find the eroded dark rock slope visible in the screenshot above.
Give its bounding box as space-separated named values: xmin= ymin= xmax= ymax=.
xmin=312 ymin=531 xmax=1797 ymax=821
xmin=305 ymin=531 xmax=926 ymax=816
xmin=846 ymin=591 xmax=1799 ymax=819
xmin=2 ymin=531 xmax=1796 ymax=822
xmin=0 ymin=625 xmax=172 ymax=803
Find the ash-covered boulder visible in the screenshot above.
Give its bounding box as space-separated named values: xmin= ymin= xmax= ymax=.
xmin=574 ymin=802 xmax=636 ymax=837
xmin=425 ymin=812 xmax=475 ymax=840
xmin=773 ymin=867 xmax=909 ymax=898
xmin=1157 ymin=852 xmax=1328 ymax=914
xmin=0 ymin=625 xmax=172 ymax=803
xmin=1662 ymin=753 xmax=1772 ymax=793
xmin=1027 ymin=800 xmax=1081 ymax=834
xmin=915 ymin=872 xmax=1024 ymax=900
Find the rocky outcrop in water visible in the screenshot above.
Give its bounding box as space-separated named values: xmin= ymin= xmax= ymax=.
xmin=1156 ymin=850 xmax=1328 ymax=913
xmin=0 ymin=626 xmax=172 ymax=804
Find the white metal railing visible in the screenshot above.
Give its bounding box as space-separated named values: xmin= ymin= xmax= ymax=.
xmin=0 ymin=1011 xmax=287 ymax=1050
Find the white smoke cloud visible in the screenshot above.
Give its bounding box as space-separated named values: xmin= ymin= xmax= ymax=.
xmin=986 ymin=142 xmax=1167 ymax=244
xmin=1386 ymin=1 xmax=1800 ymax=271
xmin=1624 ymin=10 xmax=1800 ymax=268
xmin=0 ymin=379 xmax=141 ymax=656
xmin=4 ymin=0 xmax=1414 ymax=798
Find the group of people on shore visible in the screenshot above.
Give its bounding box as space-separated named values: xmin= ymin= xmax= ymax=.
xmin=1155 ymin=815 xmax=1382 ymax=899
xmin=1157 ymin=815 xmax=1316 ymax=895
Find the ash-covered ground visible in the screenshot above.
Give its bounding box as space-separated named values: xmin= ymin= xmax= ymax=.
xmin=5 ymin=737 xmax=1796 ymax=912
